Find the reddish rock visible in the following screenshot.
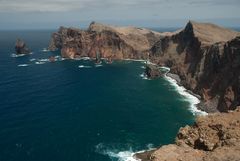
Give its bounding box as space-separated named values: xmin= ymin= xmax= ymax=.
xmin=49 ymin=21 xmax=240 ymax=112
xmin=135 ymin=107 xmax=240 ymax=161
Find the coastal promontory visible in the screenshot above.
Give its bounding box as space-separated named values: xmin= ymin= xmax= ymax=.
xmin=49 ymin=21 xmax=240 ymax=113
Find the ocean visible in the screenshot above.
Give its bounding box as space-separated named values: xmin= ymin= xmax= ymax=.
xmin=0 ymin=30 xmax=200 ymax=161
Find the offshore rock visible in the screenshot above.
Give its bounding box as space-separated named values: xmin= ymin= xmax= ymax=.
xmin=15 ymin=39 xmax=30 ymax=54
xmin=145 ymin=64 xmax=162 ymax=79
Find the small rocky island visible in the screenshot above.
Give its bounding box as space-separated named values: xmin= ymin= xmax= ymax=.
xmin=15 ymin=38 xmax=30 ymax=55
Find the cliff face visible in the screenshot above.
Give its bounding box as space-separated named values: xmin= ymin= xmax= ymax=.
xmin=48 ymin=22 xmax=163 ymax=59
xmin=49 ymin=21 xmax=240 ymax=112
xmin=150 ymin=21 xmax=240 ymax=112
xmin=136 ymin=107 xmax=240 ymax=161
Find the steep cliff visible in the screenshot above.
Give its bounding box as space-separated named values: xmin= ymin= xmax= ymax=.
xmin=150 ymin=21 xmax=240 ymax=112
xmin=135 ymin=107 xmax=240 ymax=161
xmin=48 ymin=22 xmax=163 ymax=59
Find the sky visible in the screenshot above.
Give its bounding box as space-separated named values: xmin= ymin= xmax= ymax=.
xmin=0 ymin=0 xmax=240 ymax=29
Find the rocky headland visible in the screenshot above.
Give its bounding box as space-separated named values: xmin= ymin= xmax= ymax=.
xmin=48 ymin=21 xmax=166 ymax=59
xmin=49 ymin=21 xmax=240 ymax=160
xmin=49 ymin=21 xmax=240 ymax=113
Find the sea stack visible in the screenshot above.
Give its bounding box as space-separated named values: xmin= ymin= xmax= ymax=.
xmin=15 ymin=39 xmax=30 ymax=55
xmin=145 ymin=64 xmax=162 ymax=79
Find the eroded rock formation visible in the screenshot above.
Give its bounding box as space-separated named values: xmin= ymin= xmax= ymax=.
xmin=135 ymin=107 xmax=240 ymax=161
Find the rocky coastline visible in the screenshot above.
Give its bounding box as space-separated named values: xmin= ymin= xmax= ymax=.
xmin=135 ymin=107 xmax=240 ymax=161
xmin=48 ymin=20 xmax=240 ymax=113
xmin=48 ymin=21 xmax=240 ymax=160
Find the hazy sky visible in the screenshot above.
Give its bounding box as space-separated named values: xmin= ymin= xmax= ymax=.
xmin=0 ymin=0 xmax=240 ymax=29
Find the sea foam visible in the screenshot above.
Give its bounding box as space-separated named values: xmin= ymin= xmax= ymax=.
xmin=35 ymin=61 xmax=45 ymax=65
xmin=95 ymin=64 xmax=103 ymax=67
xmin=95 ymin=143 xmax=139 ymax=161
xmin=18 ymin=64 xmax=29 ymax=67
xmin=30 ymin=58 xmax=36 ymax=62
xmin=41 ymin=48 xmax=49 ymax=52
xmin=95 ymin=143 xmax=155 ymax=161
xmin=139 ymin=73 xmax=149 ymax=80
xmin=11 ymin=53 xmax=26 ymax=57
xmin=161 ymin=67 xmax=207 ymax=116
xmin=78 ymin=65 xmax=92 ymax=68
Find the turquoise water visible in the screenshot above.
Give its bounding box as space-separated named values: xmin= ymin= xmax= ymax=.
xmin=0 ymin=30 xmax=195 ymax=161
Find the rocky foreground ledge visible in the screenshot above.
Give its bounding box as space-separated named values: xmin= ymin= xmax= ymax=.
xmin=135 ymin=107 xmax=240 ymax=161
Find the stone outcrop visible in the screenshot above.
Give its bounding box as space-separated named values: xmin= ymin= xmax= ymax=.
xmin=145 ymin=64 xmax=162 ymax=79
xmin=15 ymin=39 xmax=30 ymax=54
xmin=49 ymin=21 xmax=240 ymax=112
xmin=135 ymin=107 xmax=240 ymax=161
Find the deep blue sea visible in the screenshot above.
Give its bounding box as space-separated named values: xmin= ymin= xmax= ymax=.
xmin=0 ymin=30 xmax=197 ymax=161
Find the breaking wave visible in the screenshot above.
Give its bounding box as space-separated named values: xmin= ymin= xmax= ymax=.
xmin=11 ymin=52 xmax=32 ymax=57
xmin=38 ymin=58 xmax=49 ymax=62
xmin=124 ymin=59 xmax=145 ymax=62
xmin=41 ymin=48 xmax=49 ymax=52
xmin=18 ymin=64 xmax=29 ymax=67
xmin=95 ymin=64 xmax=103 ymax=67
xmin=78 ymin=65 xmax=92 ymax=68
xmin=95 ymin=143 xmax=156 ymax=161
xmin=95 ymin=143 xmax=138 ymax=161
xmin=140 ymin=73 xmax=149 ymax=80
xmin=30 ymin=58 xmax=36 ymax=62
xmin=35 ymin=61 xmax=46 ymax=65
xmin=162 ymin=67 xmax=207 ymax=116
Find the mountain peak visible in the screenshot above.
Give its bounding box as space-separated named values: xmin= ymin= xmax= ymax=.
xmin=184 ymin=21 xmax=240 ymax=44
